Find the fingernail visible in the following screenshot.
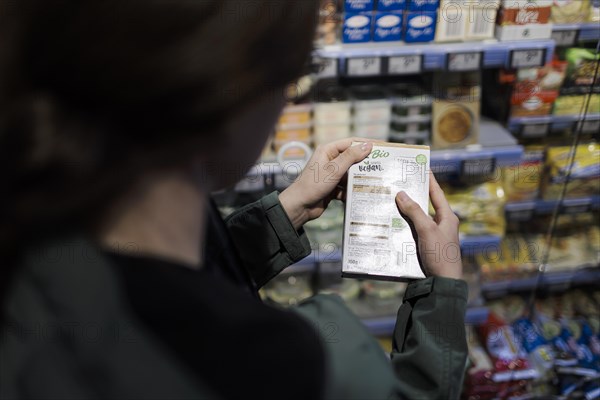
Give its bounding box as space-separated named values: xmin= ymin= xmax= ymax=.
xmin=397 ymin=191 xmax=409 ymax=202
xmin=360 ymin=142 xmax=370 ymax=152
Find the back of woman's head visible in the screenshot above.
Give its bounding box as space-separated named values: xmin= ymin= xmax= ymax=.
xmin=0 ymin=0 xmax=319 ymax=296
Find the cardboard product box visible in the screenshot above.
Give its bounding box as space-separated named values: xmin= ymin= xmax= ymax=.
xmin=497 ymin=3 xmax=552 ymax=25
xmin=342 ymin=142 xmax=430 ymax=281
xmin=499 ymin=0 xmax=553 ymax=9
xmin=377 ymin=0 xmax=406 ymax=11
xmin=345 ymin=0 xmax=375 ymax=12
xmin=495 ymin=23 xmax=552 ymax=40
xmin=435 ymin=7 xmax=467 ymax=42
xmin=514 ymin=60 xmax=567 ymax=92
xmin=343 ymin=12 xmax=373 ymax=43
xmin=510 ymin=90 xmax=558 ymax=117
xmin=436 ymin=0 xmax=500 ymax=41
xmin=404 ymin=11 xmax=437 ymax=42
xmin=432 ymin=98 xmax=480 ymax=149
xmin=466 ymin=7 xmax=498 ymax=39
xmin=374 ymin=11 xmax=403 ymax=41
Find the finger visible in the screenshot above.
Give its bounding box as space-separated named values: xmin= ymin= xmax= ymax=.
xmin=328 ymin=141 xmax=373 ymax=181
xmin=395 ymin=191 xmax=436 ymax=236
xmin=321 ymin=137 xmax=378 ymax=160
xmin=429 ymin=171 xmax=455 ymax=220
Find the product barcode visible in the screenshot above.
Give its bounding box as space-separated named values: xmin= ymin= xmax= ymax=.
xmin=445 ymin=17 xmax=463 ymax=38
xmin=471 ymin=8 xmax=488 ymax=36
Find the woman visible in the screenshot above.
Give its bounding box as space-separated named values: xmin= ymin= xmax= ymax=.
xmin=0 ymin=1 xmax=467 ymax=399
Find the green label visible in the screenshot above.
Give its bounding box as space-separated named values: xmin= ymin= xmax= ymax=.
xmin=392 ymin=218 xmax=405 ymax=229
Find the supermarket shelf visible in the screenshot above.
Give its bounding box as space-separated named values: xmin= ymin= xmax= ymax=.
xmin=508 ymin=113 xmax=600 ymax=135
xmin=313 ymin=39 xmax=555 ymax=76
xmin=460 ymin=236 xmax=502 ymax=254
xmin=250 ymin=121 xmax=522 ymax=179
xmin=482 ymin=266 xmax=600 ymax=298
xmin=553 ymin=23 xmax=600 ymax=43
xmin=506 ymin=195 xmax=600 ymax=220
xmin=362 ymin=307 xmax=490 ymax=336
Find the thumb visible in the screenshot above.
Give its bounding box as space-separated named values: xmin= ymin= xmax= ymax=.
xmin=331 ymin=142 xmax=372 ymax=180
xmin=395 ymin=191 xmax=435 ymax=235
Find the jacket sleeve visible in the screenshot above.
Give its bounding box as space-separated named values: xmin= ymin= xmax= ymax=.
xmin=224 ymin=191 xmax=312 ymax=288
xmin=292 ymin=277 xmax=468 ymax=400
xmin=391 ymin=276 xmax=469 ymax=400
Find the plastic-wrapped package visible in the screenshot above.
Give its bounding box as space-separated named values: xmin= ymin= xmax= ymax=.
xmin=442 ymin=181 xmax=506 ymax=237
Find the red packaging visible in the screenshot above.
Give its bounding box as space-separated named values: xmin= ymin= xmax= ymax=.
xmin=510 ymin=90 xmax=558 ymax=117
xmin=478 ymin=312 xmax=530 ymax=373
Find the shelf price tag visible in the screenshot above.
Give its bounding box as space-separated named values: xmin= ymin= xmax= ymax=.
xmin=551 ymin=30 xmax=578 ymax=47
xmin=577 ymin=119 xmax=600 ymax=134
xmin=520 ymin=123 xmax=550 ymax=138
xmin=387 ymin=54 xmax=422 ymax=75
xmin=447 ymin=52 xmax=482 ymax=72
xmin=510 ymin=49 xmax=546 ymax=69
xmin=461 ymin=158 xmax=496 ymax=179
xmin=346 ymin=57 xmax=381 ymax=77
xmin=506 ymin=204 xmax=536 ymax=222
xmin=561 ymin=200 xmax=592 ymax=215
xmin=314 ymin=57 xmax=338 ymax=78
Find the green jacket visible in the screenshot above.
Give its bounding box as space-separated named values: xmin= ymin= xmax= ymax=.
xmin=1 ymin=192 xmax=467 ymax=399
xmin=226 ymin=192 xmax=469 ymax=400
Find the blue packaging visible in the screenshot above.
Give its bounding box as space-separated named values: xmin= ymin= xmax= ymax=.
xmin=407 ymin=0 xmax=439 ymax=11
xmin=513 ymin=318 xmax=548 ymax=353
xmin=345 ymin=0 xmax=375 ymax=12
xmin=377 ymin=0 xmax=406 ymax=11
xmin=404 ymin=12 xmax=436 ymax=43
xmin=373 ymin=11 xmax=403 ymax=42
xmin=343 ymin=13 xmax=373 ymax=43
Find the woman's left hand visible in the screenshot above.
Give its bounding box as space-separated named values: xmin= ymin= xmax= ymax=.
xmin=279 ymin=138 xmax=373 ymax=230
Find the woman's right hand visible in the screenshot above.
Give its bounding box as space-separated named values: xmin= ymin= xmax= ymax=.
xmin=395 ymin=172 xmax=463 ymax=280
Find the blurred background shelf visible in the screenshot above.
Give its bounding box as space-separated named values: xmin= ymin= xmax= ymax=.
xmin=481 ymin=265 xmax=600 ymax=298
xmin=505 ymin=195 xmax=600 ymax=221
xmin=508 ymin=113 xmax=600 ymax=135
xmin=552 ymin=23 xmax=600 ymax=43
xmin=312 ymin=40 xmax=555 ymax=77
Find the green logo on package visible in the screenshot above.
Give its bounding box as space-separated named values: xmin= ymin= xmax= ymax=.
xmin=368 ymin=149 xmax=390 ymax=159
xmin=392 ymin=218 xmax=405 ymax=229
xmin=416 ymin=154 xmax=427 ymax=165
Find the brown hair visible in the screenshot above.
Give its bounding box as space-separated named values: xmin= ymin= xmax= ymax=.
xmin=0 ymin=0 xmax=319 ymax=300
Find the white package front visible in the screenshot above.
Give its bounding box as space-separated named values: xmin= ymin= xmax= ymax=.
xmin=342 ymin=143 xmax=430 ymax=280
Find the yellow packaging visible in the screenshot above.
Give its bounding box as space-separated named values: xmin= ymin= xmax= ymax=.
xmin=542 ymin=144 xmax=600 ymax=200
xmin=502 ymin=146 xmax=544 ymax=202
xmin=550 ymin=0 xmax=591 ymax=23
xmin=442 ymin=181 xmax=506 ymax=237
xmin=553 ymin=94 xmax=600 ymax=116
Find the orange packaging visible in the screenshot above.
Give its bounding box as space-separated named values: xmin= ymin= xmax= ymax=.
xmin=510 ymin=90 xmax=557 ymax=117
xmin=497 ymin=6 xmax=552 ymax=25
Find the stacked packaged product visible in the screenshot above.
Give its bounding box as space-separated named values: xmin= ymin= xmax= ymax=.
xmin=441 ymin=181 xmax=507 ymax=237
xmin=342 ymin=0 xmax=439 ymax=43
xmin=550 ymin=0 xmax=600 ymax=23
xmin=464 ymin=291 xmax=600 ymax=399
xmin=432 ymin=71 xmax=482 ymax=149
xmin=477 ymin=225 xmax=600 ymax=281
xmin=435 ymin=0 xmax=500 ymax=42
xmin=554 ymin=47 xmax=600 ymax=117
xmin=495 ymin=0 xmax=553 ymax=41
